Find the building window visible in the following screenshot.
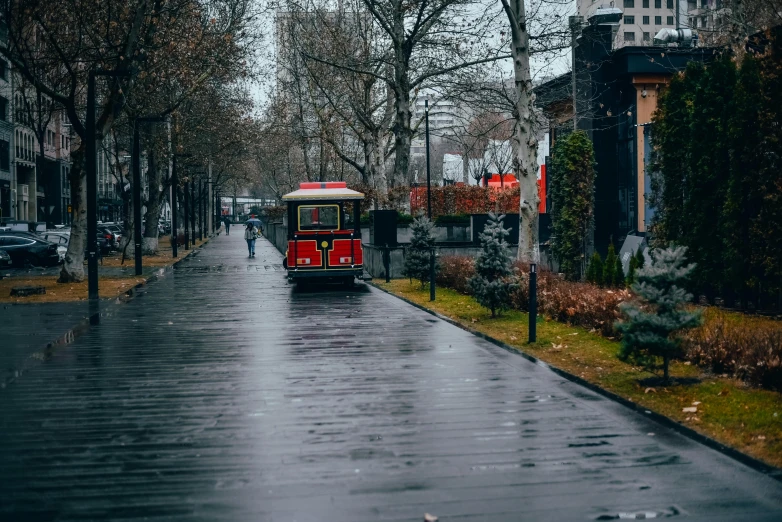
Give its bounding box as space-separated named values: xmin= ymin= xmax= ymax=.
xmin=0 ymin=96 xmax=6 ymax=121
xmin=643 ymin=32 xmax=651 ymax=41
xmin=624 ymin=31 xmax=636 ymax=41
xmin=624 ymin=0 xmax=634 ymax=6
xmin=625 ymin=15 xmax=635 ymax=24
xmin=655 ymin=15 xmax=662 ymax=24
xmin=0 ymin=61 xmax=6 ymax=81
xmin=643 ymin=0 xmax=649 ymax=6
xmin=655 ymin=0 xmax=661 ymax=7
xmin=667 ymin=0 xmax=673 ymax=7
xmin=643 ymin=16 xmax=650 ymax=24
xmin=667 ymin=16 xmax=675 ymax=24
xmin=0 ymin=140 xmax=9 ymax=171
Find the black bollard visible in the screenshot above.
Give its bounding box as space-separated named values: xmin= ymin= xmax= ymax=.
xmin=384 ymin=244 xmax=390 ymax=283
xmin=529 ymin=263 xmax=537 ymax=343
xmin=429 ymin=248 xmax=436 ymax=301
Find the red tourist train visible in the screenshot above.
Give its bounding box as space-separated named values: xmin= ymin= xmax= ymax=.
xmin=282 ymin=182 xmax=364 ymax=284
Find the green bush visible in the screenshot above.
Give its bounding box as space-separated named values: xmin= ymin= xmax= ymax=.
xmin=586 ymin=252 xmax=604 ymax=286
xmin=435 ymin=214 xmax=470 ymax=226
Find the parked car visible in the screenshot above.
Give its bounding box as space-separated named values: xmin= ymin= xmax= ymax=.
xmin=99 ymin=224 xmax=123 ymax=250
xmin=0 ymin=249 xmax=12 ymax=268
xmin=0 ymin=234 xmax=60 ymax=267
xmin=39 ymin=231 xmax=111 ymax=258
xmin=40 ymin=232 xmax=70 ymax=260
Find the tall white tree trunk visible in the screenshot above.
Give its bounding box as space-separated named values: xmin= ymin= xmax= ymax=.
xmin=502 ymin=0 xmax=539 ymax=263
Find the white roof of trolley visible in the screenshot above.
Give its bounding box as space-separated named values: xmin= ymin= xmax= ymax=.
xmin=282 ymin=182 xmax=365 ymax=201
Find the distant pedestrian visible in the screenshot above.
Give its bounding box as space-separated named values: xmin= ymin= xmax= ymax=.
xmin=224 ymin=217 xmax=231 ymax=235
xmin=244 ymin=222 xmax=256 ymax=257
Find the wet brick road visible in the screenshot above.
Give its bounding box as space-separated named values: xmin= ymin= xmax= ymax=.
xmin=1 ymin=234 xmax=781 ymax=521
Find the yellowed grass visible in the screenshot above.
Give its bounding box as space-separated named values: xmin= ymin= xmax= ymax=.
xmin=0 ymin=276 xmax=147 ymax=303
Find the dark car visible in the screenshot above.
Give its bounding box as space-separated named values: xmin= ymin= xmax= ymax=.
xmin=99 ymin=225 xmax=122 ymax=250
xmin=0 ymin=234 xmax=60 ymax=267
xmin=0 ymin=249 xmax=12 ymax=268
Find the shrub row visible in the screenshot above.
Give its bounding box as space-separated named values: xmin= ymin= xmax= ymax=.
xmin=435 ymin=255 xmax=782 ymax=389
xmin=683 ymin=310 xmax=782 ymax=390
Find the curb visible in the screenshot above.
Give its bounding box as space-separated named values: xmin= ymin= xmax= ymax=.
xmin=2 ymin=237 xmax=213 ymax=389
xmin=368 ymin=281 xmax=782 ymax=483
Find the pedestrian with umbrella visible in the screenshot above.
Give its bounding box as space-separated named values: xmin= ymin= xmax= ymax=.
xmin=244 ymin=222 xmax=256 ymax=257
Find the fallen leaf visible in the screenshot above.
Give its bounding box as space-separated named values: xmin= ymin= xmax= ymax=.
xmin=682 ymin=407 xmax=698 ymax=413
xmin=471 ymin=318 xmax=478 ymax=323
xmin=510 ymin=335 xmax=518 ymax=341
xmin=684 ymin=361 xmax=692 ymax=365
xmin=645 ymin=387 xmax=656 ymax=394
xmin=424 ymin=514 xmax=439 ymax=522
xmin=692 ymin=401 xmax=701 ymax=406
xmin=757 ymin=435 xmax=766 ymax=440
xmin=717 ymin=388 xmax=730 ymax=396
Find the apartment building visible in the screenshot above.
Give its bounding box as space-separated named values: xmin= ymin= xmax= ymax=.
xmin=577 ymin=0 xmax=681 ymax=46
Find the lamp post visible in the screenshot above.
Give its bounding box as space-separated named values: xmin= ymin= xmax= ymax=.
xmin=171 ymin=154 xmax=179 ymax=257
xmin=198 ymin=179 xmax=204 ymax=241
xmin=87 ymin=69 xmax=131 ymax=301
xmin=529 ymin=263 xmax=537 ymax=343
xmin=132 ymin=115 xmax=167 ymax=276
xmin=191 ymin=178 xmax=196 ymax=246
xmin=183 ymin=178 xmax=190 ymax=250
xmin=425 ymin=99 xmax=435 ymax=301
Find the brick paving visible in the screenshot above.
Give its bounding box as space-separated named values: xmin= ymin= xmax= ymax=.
xmin=1 ymin=233 xmax=781 ymax=521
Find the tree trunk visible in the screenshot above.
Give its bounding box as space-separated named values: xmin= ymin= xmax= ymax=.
xmin=142 ymin=146 xmax=162 ymax=254
xmin=462 ymin=144 xmax=470 ymax=184
xmin=504 ymin=0 xmax=540 ymax=263
xmin=391 ymin=77 xmax=412 ymax=189
xmin=58 ymin=146 xmax=86 ymax=282
xmin=372 ymin=128 xmax=388 ymax=194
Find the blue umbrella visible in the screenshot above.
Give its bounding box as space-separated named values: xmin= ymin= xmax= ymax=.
xmin=246 ymin=218 xmax=262 ymax=228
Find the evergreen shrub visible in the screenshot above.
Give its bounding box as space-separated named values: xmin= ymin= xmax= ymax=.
xmin=616 ymin=246 xmax=703 ymax=382
xmin=468 ymin=212 xmax=518 ymax=317
xmin=404 ymin=216 xmax=437 ymax=287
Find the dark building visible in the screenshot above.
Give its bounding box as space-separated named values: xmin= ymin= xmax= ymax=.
xmin=536 ymin=10 xmax=715 ymax=255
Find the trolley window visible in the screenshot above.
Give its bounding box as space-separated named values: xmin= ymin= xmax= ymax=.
xmin=298 ymin=205 xmax=340 ymax=231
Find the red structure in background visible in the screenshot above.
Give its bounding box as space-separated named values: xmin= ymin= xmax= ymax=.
xmin=409 ymin=173 xmax=547 ymax=216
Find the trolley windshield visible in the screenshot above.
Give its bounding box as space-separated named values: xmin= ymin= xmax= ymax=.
xmin=298 ymin=205 xmax=339 ymax=231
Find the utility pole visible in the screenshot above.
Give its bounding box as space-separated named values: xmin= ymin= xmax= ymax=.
xmin=425 ymin=99 xmax=435 ymax=302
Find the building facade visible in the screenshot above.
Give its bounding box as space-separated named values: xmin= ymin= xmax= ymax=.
xmin=577 ymin=0 xmax=729 ymax=48
xmin=537 ymin=10 xmax=714 ymax=255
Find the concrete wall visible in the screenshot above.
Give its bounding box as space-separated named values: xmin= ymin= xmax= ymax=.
xmin=264 ymin=222 xmax=288 ymax=254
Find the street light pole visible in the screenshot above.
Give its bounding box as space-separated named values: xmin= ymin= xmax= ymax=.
xmin=198 ymin=179 xmax=203 ymax=241
xmin=191 ymin=179 xmax=196 ymax=246
xmin=86 ymin=69 xmax=130 ymax=300
xmin=86 ymin=72 xmax=98 ymax=300
xmin=171 ymin=155 xmax=178 ymax=257
xmin=425 ymin=99 xmax=435 ymax=301
xmin=132 ymin=115 xmax=167 ymax=276
xmin=184 ymin=179 xmax=190 ymax=250
xmin=132 ymin=121 xmax=142 ymax=276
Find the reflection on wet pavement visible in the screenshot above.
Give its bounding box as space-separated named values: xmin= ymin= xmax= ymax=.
xmin=1 ymin=234 xmax=781 ymax=521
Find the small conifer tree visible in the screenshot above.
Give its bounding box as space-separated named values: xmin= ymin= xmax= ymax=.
xmin=603 ymin=243 xmax=619 ymax=288
xmin=611 ymin=251 xmax=625 ymax=287
xmin=468 ymin=212 xmax=517 ymax=317
xmin=626 ymin=253 xmax=639 ymax=287
xmin=586 ymin=251 xmax=603 ymax=286
xmin=616 ymin=246 xmax=702 ymax=382
xmin=404 ymin=216 xmax=437 ymax=288
xmin=635 ymin=248 xmax=645 ymax=270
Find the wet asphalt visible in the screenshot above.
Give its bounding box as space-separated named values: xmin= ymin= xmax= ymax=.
xmin=1 ymin=233 xmax=781 ymax=521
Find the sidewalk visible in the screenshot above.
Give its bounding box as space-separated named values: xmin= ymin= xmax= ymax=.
xmin=0 ymin=234 xmax=213 ymax=387
xmin=1 ymin=233 xmax=781 ymax=521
